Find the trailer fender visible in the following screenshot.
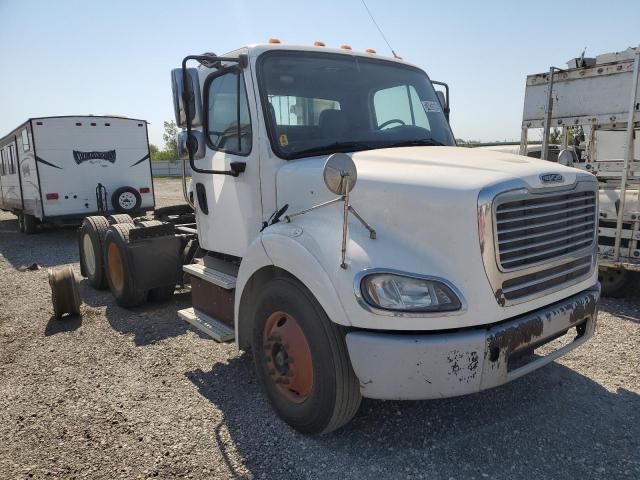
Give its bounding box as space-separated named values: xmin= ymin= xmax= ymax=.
xmin=234 ymin=229 xmax=350 ymax=350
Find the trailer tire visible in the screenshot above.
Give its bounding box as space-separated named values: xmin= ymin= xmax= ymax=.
xmin=599 ymin=267 xmax=631 ymax=298
xmin=104 ymin=223 xmax=148 ymax=307
xmin=22 ymin=213 xmax=37 ymax=234
xmin=251 ymin=276 xmax=361 ymax=435
xmin=107 ymin=213 xmax=134 ymax=225
xmin=111 ymin=186 xmax=142 ymax=214
xmin=79 ymin=216 xmax=110 ymax=289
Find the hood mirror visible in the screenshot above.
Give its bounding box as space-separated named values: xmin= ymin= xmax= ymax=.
xmin=557 ymin=149 xmax=577 ymax=167
xmin=323 ymin=153 xmax=358 ymax=195
xmin=171 ymin=68 xmax=202 ymax=128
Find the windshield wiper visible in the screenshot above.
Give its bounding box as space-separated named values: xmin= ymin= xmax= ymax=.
xmin=379 ymin=139 xmax=446 ymax=149
xmin=292 ymin=141 xmax=375 ymax=158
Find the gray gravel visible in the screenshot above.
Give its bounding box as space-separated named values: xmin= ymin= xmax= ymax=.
xmin=1 ymin=178 xmax=639 ymax=479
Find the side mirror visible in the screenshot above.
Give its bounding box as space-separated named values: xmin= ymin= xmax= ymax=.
xmin=436 ymin=91 xmax=447 ymax=111
xmin=177 ymin=130 xmax=205 ymax=160
xmin=171 ymin=68 xmax=202 ymax=128
xmin=557 ymin=149 xmax=577 ymax=167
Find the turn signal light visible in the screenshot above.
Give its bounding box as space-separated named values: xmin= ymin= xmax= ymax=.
xmin=139 ymin=187 xmax=150 ymax=193
xmin=268 ymin=37 xmax=281 ymax=44
xmin=46 ymin=193 xmax=59 ymax=200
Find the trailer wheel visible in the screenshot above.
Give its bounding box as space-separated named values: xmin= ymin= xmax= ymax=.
xmin=599 ymin=267 xmax=630 ymax=298
xmin=111 ymin=186 xmax=142 ymax=214
xmin=251 ymin=277 xmax=361 ymax=435
xmin=107 ymin=213 xmax=134 ymax=225
xmin=104 ymin=223 xmax=148 ymax=307
xmin=22 ymin=214 xmax=37 ymax=234
xmin=78 ymin=216 xmax=110 ymax=289
xmin=48 ymin=266 xmax=81 ymax=319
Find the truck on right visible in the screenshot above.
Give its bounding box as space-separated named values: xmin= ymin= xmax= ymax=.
xmin=518 ymin=46 xmax=640 ymax=296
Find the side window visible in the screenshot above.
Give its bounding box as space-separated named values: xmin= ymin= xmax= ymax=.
xmin=373 ymin=85 xmax=430 ymax=130
xmin=21 ymin=129 xmax=30 ymax=152
xmin=206 ymin=71 xmax=252 ymax=155
xmin=0 ymin=149 xmax=5 ymax=176
xmin=7 ymin=145 xmax=16 ymax=174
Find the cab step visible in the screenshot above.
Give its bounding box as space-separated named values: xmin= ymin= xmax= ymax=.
xmin=183 ymin=263 xmax=236 ymax=290
xmin=178 ymin=307 xmax=235 ymax=342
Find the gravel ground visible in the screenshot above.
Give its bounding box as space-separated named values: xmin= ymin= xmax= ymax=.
xmin=1 ymin=178 xmax=639 ymax=480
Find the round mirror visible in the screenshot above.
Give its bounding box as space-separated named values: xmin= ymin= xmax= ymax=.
xmin=557 ymin=149 xmax=576 ymax=167
xmin=323 ymin=153 xmax=357 ymax=195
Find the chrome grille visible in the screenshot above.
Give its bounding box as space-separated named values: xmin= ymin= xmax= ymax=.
xmin=495 ymin=190 xmax=597 ymax=270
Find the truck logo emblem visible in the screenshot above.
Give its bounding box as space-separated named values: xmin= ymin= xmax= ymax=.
xmin=73 ymin=150 xmax=116 ymax=165
xmin=540 ymin=173 xmax=564 ymax=184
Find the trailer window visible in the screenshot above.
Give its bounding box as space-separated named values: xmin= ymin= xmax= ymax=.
xmin=204 ymin=71 xmax=252 ymax=156
xmin=21 ymin=129 xmax=30 ymax=152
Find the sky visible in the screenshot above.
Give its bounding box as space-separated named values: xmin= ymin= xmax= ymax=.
xmin=0 ymin=0 xmax=638 ymax=147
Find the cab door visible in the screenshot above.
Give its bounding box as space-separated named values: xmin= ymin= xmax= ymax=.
xmin=193 ymin=65 xmax=262 ymax=257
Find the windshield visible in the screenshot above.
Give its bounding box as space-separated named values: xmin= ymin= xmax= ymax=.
xmin=257 ymin=51 xmax=456 ymax=160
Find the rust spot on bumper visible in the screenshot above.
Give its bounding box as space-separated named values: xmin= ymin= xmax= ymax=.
xmin=487 ymin=317 xmax=544 ymax=353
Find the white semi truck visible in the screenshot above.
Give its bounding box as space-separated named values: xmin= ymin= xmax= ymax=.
xmin=75 ymin=42 xmax=600 ymax=434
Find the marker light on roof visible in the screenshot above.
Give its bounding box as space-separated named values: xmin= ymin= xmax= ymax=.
xmin=365 ymin=48 xmax=376 ymax=54
xmin=340 ymin=44 xmax=352 ymax=50
xmin=268 ymin=37 xmax=281 ymax=44
xmin=314 ymin=41 xmax=326 ymax=47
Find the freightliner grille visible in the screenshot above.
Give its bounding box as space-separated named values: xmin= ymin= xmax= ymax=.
xmin=492 ymin=187 xmax=597 ymax=302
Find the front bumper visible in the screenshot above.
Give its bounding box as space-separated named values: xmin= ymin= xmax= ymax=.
xmin=345 ymin=284 xmax=600 ymax=400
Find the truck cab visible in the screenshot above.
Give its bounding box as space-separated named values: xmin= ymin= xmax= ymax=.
xmin=169 ymin=42 xmax=600 ymax=434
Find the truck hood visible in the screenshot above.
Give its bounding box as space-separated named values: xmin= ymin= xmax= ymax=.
xmin=272 ymin=146 xmax=597 ymax=331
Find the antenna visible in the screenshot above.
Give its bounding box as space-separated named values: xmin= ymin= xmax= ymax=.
xmin=360 ymin=0 xmax=399 ymax=58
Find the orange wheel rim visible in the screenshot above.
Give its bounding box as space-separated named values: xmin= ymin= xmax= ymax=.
xmin=263 ymin=311 xmax=313 ymax=403
xmin=107 ymin=243 xmax=124 ymax=293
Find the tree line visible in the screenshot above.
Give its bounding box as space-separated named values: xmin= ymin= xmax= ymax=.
xmin=149 ymin=121 xmax=178 ymax=161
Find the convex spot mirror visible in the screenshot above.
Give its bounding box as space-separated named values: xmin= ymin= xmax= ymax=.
xmin=558 ymin=149 xmax=578 ymax=167
xmin=324 ymin=153 xmax=357 ymax=195
xmin=177 ymin=130 xmax=205 ymax=160
xmin=171 ymin=68 xmax=202 ymax=128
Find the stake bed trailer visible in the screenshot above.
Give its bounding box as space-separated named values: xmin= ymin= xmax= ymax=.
xmin=0 ymin=116 xmax=155 ymax=233
xmin=77 ymin=43 xmax=600 ymax=434
xmin=518 ymin=47 xmax=640 ymax=295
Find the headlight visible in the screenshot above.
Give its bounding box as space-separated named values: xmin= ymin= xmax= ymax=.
xmin=360 ymin=273 xmax=462 ymax=313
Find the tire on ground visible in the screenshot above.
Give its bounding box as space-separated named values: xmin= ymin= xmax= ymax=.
xmin=78 ymin=216 xmax=110 ymax=289
xmin=251 ymin=276 xmax=361 ymax=435
xmin=107 ymin=213 xmax=134 ymax=225
xmin=599 ymin=267 xmax=631 ymax=298
xmin=111 ymin=186 xmax=142 ymax=214
xmin=103 ymin=223 xmax=148 ymax=307
xmin=48 ymin=266 xmax=81 ymax=319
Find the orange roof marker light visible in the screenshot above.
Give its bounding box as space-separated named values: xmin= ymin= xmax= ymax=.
xmin=268 ymin=37 xmax=281 ymax=44
xmin=340 ymin=44 xmax=352 ymax=50
xmin=365 ymin=48 xmax=376 ymax=54
xmin=314 ymin=41 xmax=326 ymax=47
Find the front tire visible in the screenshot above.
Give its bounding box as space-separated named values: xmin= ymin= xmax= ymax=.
xmin=251 ymin=276 xmax=361 ymax=435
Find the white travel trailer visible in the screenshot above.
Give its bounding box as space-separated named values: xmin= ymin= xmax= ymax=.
xmin=0 ymin=116 xmax=155 ymax=233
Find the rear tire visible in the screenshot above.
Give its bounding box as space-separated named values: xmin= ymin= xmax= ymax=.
xmin=104 ymin=223 xmax=148 ymax=307
xmin=107 ymin=213 xmax=133 ymax=225
xmin=148 ymin=284 xmax=175 ymax=302
xmin=22 ymin=213 xmax=38 ymax=235
xmin=251 ymin=276 xmax=361 ymax=435
xmin=78 ymin=216 xmax=110 ymax=289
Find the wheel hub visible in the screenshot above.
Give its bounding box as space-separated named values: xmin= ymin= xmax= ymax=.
xmin=263 ymin=312 xmax=313 ymax=403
